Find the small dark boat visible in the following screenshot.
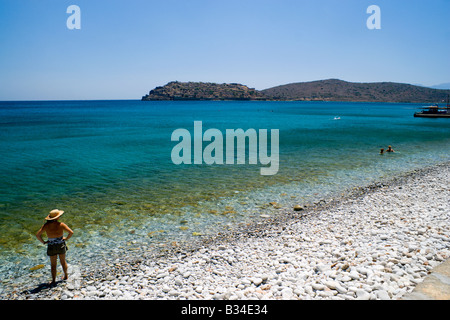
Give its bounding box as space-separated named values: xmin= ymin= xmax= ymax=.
xmin=414 ymin=95 xmax=450 ymax=118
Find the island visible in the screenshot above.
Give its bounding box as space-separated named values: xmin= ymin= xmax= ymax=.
xmin=142 ymin=79 xmax=450 ymax=103
xmin=141 ymin=81 xmax=267 ymax=101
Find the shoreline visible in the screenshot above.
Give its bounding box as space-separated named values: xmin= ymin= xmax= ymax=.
xmin=5 ymin=161 xmax=450 ymax=300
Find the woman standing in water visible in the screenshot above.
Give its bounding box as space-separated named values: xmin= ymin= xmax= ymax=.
xmin=36 ymin=209 xmax=74 ymax=286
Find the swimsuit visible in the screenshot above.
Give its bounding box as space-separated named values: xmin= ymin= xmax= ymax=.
xmin=47 ymin=236 xmax=67 ymax=256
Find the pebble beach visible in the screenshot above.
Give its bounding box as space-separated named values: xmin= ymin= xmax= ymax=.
xmin=5 ymin=162 xmax=450 ymax=300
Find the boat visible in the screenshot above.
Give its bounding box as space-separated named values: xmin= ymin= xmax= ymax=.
xmin=414 ymin=105 xmax=450 ymax=118
xmin=414 ymin=95 xmax=450 ymax=118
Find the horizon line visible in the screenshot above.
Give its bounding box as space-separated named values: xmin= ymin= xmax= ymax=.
xmin=1 ymin=78 xmax=449 ymax=102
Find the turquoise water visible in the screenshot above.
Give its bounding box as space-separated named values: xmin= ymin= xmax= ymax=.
xmin=0 ymin=100 xmax=449 ymax=292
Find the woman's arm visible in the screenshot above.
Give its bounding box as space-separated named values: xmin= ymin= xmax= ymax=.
xmin=61 ymin=223 xmax=74 ymax=241
xmin=36 ymin=225 xmax=47 ymax=244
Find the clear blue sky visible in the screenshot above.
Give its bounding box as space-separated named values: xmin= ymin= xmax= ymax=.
xmin=0 ymin=0 xmax=449 ymax=100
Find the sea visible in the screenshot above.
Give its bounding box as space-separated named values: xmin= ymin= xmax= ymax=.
xmin=0 ymin=100 xmax=449 ymax=294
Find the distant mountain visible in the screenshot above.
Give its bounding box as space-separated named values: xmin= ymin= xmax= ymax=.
xmin=261 ymin=79 xmax=450 ymax=103
xmin=141 ymin=81 xmax=266 ymax=101
xmin=142 ymin=79 xmax=450 ymax=103
xmin=431 ymin=83 xmax=450 ymax=90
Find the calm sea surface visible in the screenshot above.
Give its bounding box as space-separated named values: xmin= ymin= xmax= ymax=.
xmin=0 ymin=100 xmax=449 ymax=291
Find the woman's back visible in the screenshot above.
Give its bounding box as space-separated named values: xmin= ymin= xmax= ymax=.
xmin=44 ymin=221 xmax=64 ymax=238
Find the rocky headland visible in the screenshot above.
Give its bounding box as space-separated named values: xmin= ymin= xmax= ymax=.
xmin=141 ymin=81 xmax=267 ymax=101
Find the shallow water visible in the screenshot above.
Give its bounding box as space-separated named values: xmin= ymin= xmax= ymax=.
xmin=0 ymin=100 xmax=449 ymax=294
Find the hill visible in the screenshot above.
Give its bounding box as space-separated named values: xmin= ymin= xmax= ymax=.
xmin=142 ymin=79 xmax=450 ymax=103
xmin=261 ymin=79 xmax=450 ymax=103
xmin=141 ymin=81 xmax=267 ymax=101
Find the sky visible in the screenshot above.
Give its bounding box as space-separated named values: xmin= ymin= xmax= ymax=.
xmin=0 ymin=0 xmax=449 ymax=100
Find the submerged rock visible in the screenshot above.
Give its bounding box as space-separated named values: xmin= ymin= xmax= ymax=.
xmin=29 ymin=264 xmax=45 ymax=271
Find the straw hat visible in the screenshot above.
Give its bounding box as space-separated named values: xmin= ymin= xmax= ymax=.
xmin=45 ymin=209 xmax=64 ymax=220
